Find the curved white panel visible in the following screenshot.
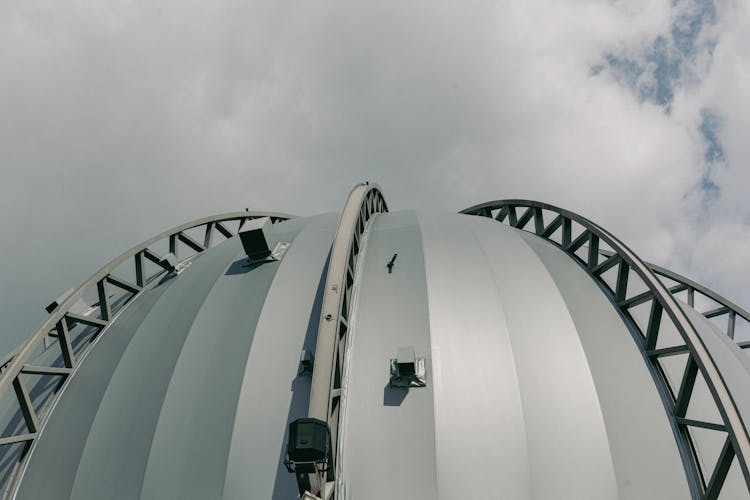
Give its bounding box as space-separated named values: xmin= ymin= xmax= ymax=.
xmin=340 ymin=211 xmax=690 ymax=499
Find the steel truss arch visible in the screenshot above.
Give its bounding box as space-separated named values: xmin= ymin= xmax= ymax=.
xmin=627 ymin=258 xmax=750 ymax=349
xmin=308 ymin=182 xmax=388 ymax=498
xmin=461 ymin=199 xmax=750 ymax=500
xmin=0 ymin=209 xmax=293 ymax=498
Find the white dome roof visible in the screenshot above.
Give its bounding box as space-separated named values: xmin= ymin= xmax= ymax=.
xmin=1 ymin=185 xmax=749 ymax=500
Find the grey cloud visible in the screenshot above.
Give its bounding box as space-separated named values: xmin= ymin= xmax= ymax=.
xmin=1 ymin=0 xmax=748 ymax=351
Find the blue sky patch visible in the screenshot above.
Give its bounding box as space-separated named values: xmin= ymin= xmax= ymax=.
xmin=700 ymin=109 xmax=725 ymax=163
xmin=595 ymin=0 xmax=718 ymax=109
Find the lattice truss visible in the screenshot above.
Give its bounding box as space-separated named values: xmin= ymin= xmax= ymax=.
xmin=308 ymin=184 xmax=388 ymax=499
xmin=462 ymin=200 xmax=750 ymax=500
xmin=0 ymin=212 xmax=291 ymax=497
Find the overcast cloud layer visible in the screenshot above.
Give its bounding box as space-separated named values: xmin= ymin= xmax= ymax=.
xmin=1 ymin=0 xmax=749 ymax=352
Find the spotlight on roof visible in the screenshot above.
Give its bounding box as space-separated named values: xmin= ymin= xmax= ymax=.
xmin=389 ymin=346 xmax=426 ymax=388
xmin=239 ymin=217 xmax=278 ymax=261
xmin=284 ymin=418 xmax=332 ymax=497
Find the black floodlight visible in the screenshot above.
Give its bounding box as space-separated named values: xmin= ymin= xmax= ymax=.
xmin=285 ymin=418 xmax=332 ymax=496
xmin=239 ymin=217 xmax=277 ymax=260
xmin=286 ymin=418 xmax=330 ymax=470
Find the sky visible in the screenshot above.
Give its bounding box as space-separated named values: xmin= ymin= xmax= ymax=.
xmin=1 ymin=0 xmax=749 ymax=353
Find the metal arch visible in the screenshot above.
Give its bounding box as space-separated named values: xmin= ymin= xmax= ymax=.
xmin=308 ymin=182 xmax=388 ymax=498
xmin=613 ymin=255 xmax=750 ymax=346
xmin=461 ymin=199 xmax=750 ymax=500
xmin=0 ymin=209 xmax=293 ymax=498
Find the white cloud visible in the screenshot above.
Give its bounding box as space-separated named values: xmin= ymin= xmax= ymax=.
xmin=0 ymin=0 xmax=748 ymax=349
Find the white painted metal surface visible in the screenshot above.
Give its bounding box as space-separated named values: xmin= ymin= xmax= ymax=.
xmin=338 ymin=211 xmax=691 ymax=499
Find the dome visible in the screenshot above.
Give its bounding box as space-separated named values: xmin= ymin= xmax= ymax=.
xmin=0 ymin=183 xmax=748 ymax=500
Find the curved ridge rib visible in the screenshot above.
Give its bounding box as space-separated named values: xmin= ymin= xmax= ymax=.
xmin=308 ymin=182 xmax=388 ymax=498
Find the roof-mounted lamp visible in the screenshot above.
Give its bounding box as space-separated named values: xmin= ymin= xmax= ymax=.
xmin=284 ymin=418 xmax=333 ymax=498
xmin=389 ymin=346 xmax=427 ymax=388
xmin=239 ymin=217 xmax=278 ymax=261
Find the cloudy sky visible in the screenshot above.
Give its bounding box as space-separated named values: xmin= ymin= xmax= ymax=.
xmin=1 ymin=0 xmax=748 ymax=352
